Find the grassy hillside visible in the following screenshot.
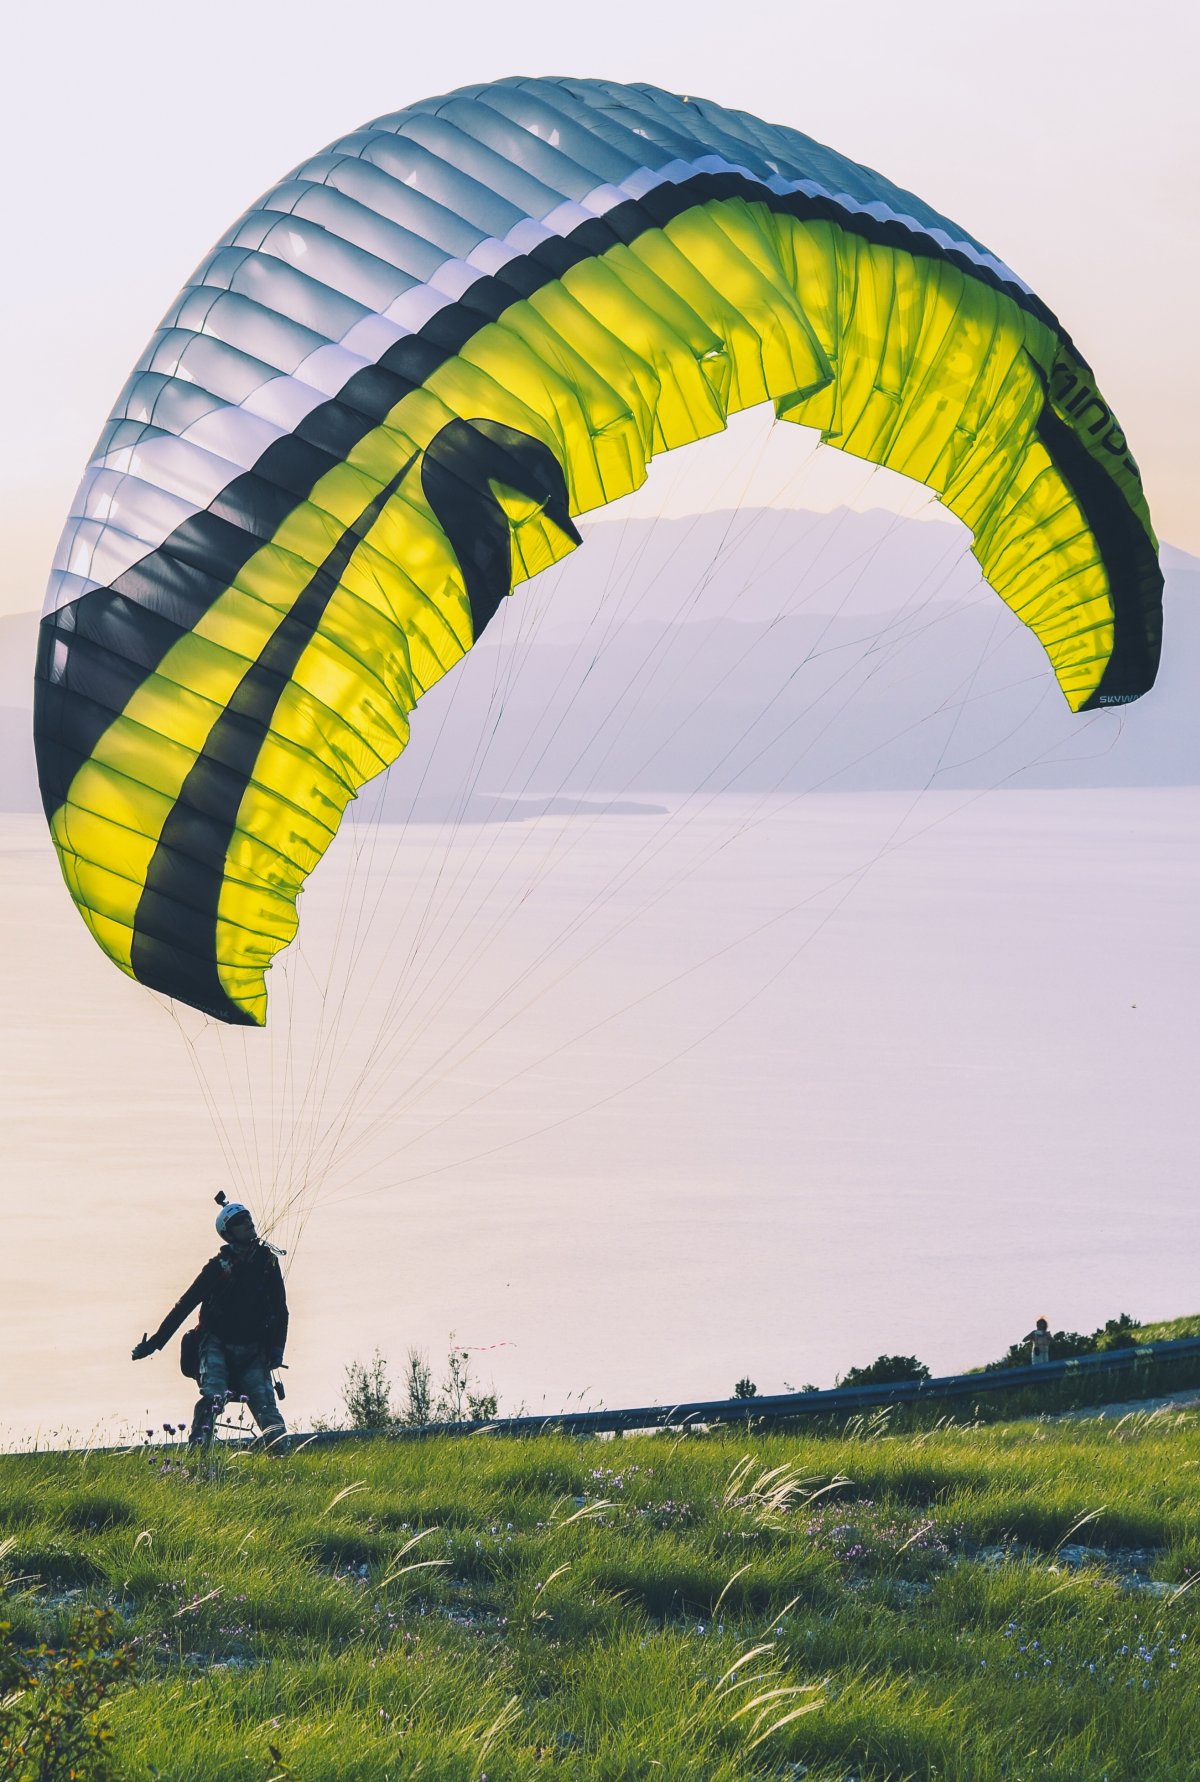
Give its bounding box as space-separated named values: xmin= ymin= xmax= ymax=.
xmin=1136 ymin=1315 xmax=1200 ymax=1344
xmin=3 ymin=1405 xmax=1199 ymax=1780
xmin=774 ymin=1331 xmax=1200 ymax=1435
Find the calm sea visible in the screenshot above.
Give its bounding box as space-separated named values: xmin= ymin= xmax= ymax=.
xmin=2 ymin=790 xmax=1196 ymax=1445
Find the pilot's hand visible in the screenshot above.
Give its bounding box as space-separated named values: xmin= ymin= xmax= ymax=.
xmin=131 ymin=1334 xmax=155 ymax=1361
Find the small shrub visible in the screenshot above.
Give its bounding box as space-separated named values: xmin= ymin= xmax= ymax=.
xmin=438 ymin=1342 xmax=472 ymax=1422
xmin=1094 ymin=1312 xmax=1140 ymax=1351
xmin=400 ymin=1348 xmax=433 ymax=1426
xmin=434 ymin=1337 xmax=499 ymax=1423
xmin=839 ymin=1354 xmax=931 ymax=1388
xmin=342 ymin=1351 xmax=397 ymax=1429
xmin=0 ymin=1605 xmax=134 ymax=1780
xmin=733 ymin=1378 xmax=758 ymax=1400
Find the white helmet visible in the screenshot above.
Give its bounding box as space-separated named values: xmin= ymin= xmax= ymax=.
xmin=215 ymin=1200 xmax=253 ymax=1237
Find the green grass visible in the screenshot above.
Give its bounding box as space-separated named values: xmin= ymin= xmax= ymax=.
xmin=1136 ymin=1315 xmax=1200 ymax=1344
xmin=3 ymin=1403 xmax=1200 ymax=1780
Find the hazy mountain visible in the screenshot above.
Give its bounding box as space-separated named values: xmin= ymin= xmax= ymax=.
xmin=2 ymin=512 xmax=1195 ymax=816
xmin=365 ymin=513 xmax=1199 ymax=806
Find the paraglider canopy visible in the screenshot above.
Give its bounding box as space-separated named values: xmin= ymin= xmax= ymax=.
xmin=34 ymin=78 xmax=1162 ymax=1028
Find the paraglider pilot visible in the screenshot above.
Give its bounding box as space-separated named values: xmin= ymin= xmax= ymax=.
xmin=131 ymin=1199 xmax=288 ymax=1445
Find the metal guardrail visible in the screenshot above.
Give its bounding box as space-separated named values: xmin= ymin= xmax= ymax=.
xmin=300 ymin=1333 xmax=1200 ymax=1447
xmin=20 ymin=1335 xmax=1196 ymax=1457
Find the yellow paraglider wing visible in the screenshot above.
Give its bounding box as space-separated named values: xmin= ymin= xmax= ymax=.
xmin=35 ymin=78 xmax=1162 ymax=1025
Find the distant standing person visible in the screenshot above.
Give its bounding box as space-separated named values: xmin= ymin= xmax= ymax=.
xmin=1023 ymin=1317 xmax=1052 ymax=1366
xmin=131 ymin=1201 xmax=288 ymax=1446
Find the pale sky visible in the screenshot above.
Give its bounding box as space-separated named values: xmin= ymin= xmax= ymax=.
xmin=2 ymin=0 xmax=1196 ymax=623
